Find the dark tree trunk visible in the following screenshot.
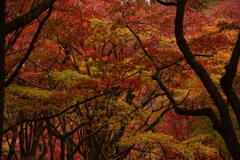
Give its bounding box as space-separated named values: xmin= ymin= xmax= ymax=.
xmin=0 ymin=0 xmax=6 ymax=158
xmin=155 ymin=0 xmax=240 ymax=159
xmin=174 ymin=0 xmax=240 ymax=159
xmin=6 ymin=127 xmax=18 ymax=160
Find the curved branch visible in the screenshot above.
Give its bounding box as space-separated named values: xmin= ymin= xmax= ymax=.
xmin=3 ymin=90 xmax=115 ymax=134
xmin=46 ymin=119 xmax=88 ymax=139
xmin=5 ymin=6 xmax=53 ymax=87
xmin=220 ymin=34 xmax=240 ymax=127
xmin=174 ymin=2 xmax=240 ymax=158
xmin=67 ymin=128 xmax=103 ymax=159
xmin=126 ymin=25 xmax=155 ymax=63
xmin=156 ymin=0 xmax=177 ymax=6
xmin=151 ymin=72 xmax=221 ymax=128
xmin=174 ymin=0 xmax=231 ymax=124
xmin=0 ymin=0 xmax=56 ymax=36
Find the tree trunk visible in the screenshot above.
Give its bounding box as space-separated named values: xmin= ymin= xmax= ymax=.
xmin=217 ymin=126 xmax=240 ymax=160
xmin=0 ymin=0 xmax=6 ymax=158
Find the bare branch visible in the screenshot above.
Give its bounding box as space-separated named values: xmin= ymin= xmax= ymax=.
xmin=126 ymin=25 xmax=155 ymax=63
xmin=0 ymin=0 xmax=56 ymax=36
xmin=5 ymin=6 xmax=53 ymax=87
xmin=151 ymin=71 xmax=221 ymax=128
xmin=3 ymin=89 xmax=115 ymax=133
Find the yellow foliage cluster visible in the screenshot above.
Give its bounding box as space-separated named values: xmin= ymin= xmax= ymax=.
xmin=118 ymin=131 xmax=218 ymax=158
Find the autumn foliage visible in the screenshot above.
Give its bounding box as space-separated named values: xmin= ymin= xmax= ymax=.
xmin=1 ymin=0 xmax=240 ymax=159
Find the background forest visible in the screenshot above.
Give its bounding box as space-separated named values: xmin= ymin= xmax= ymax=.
xmin=0 ymin=0 xmax=240 ymax=159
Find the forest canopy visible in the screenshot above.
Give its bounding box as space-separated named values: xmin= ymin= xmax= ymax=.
xmin=1 ymin=0 xmax=240 ymax=159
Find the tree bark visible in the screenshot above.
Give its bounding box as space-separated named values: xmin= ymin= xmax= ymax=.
xmin=173 ymin=0 xmax=240 ymax=159
xmin=0 ymin=0 xmax=6 ymax=158
xmin=0 ymin=0 xmax=56 ymax=37
xmin=0 ymin=0 xmax=55 ymax=158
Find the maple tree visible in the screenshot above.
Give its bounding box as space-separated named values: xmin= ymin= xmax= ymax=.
xmin=1 ymin=0 xmax=240 ymax=159
xmin=0 ymin=0 xmax=56 ymax=158
xmin=152 ymin=0 xmax=240 ymax=159
xmin=2 ymin=1 xmax=170 ymax=159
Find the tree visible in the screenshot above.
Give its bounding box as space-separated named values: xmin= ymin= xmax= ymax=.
xmin=3 ymin=0 xmax=217 ymax=159
xmin=0 ymin=0 xmax=6 ymax=158
xmin=0 ymin=0 xmax=56 ymax=158
xmin=152 ymin=0 xmax=240 ymax=159
xmin=3 ymin=1 xmax=173 ymax=159
xmin=2 ymin=0 xmax=239 ymax=159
